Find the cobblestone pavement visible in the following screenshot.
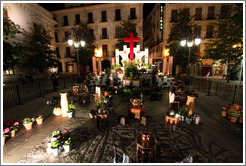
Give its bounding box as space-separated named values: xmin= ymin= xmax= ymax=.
xmin=15 ymin=90 xmax=243 ymax=163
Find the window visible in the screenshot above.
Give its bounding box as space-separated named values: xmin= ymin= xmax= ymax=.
xmin=101 ymin=11 xmax=107 ymax=22
xmin=75 ymin=14 xmax=80 ymax=25
xmin=183 ymin=8 xmax=190 ymax=19
xmin=89 ymin=29 xmax=94 ymax=36
xmin=53 ymin=17 xmax=57 ymax=27
xmin=66 ymin=47 xmax=71 ymax=57
xmin=88 ymin=12 xmax=93 ymax=23
xmin=115 ymin=27 xmax=120 ymax=38
xmin=55 ymin=32 xmax=59 ymax=42
xmin=206 ymin=25 xmax=214 ymax=38
xmin=5 ymin=69 xmax=14 ymax=75
xmin=194 ymin=26 xmax=201 ymax=37
xmin=66 ymin=62 xmax=73 ymax=73
xmin=101 ymin=28 xmax=108 ymax=39
xmin=207 ymin=6 xmax=215 ymax=20
xmin=56 ymin=47 xmax=60 ymax=58
xmin=130 ymin=8 xmax=136 ymax=19
xmin=115 ymin=9 xmax=121 ymax=21
xmin=220 ymin=5 xmax=230 ymax=19
xmin=63 ymin=15 xmax=68 ymax=26
xmin=64 ymin=31 xmax=69 ymax=41
xmin=102 ymin=45 xmax=108 ymax=57
xmin=195 ymin=8 xmax=202 ymax=20
xmin=171 ymin=10 xmax=178 ymax=22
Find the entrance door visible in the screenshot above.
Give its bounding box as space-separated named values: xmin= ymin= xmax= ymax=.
xmin=202 ymin=66 xmax=212 ymax=76
xmin=102 ymin=59 xmax=111 ymax=71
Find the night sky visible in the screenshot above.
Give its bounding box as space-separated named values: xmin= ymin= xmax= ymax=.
xmin=38 ymin=3 xmax=156 ymax=20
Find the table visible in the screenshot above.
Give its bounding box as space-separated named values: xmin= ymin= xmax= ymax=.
xmin=136 ymin=133 xmax=155 ymax=163
xmin=128 ymin=105 xmax=145 ymax=120
xmin=165 ymin=114 xmax=179 ymax=132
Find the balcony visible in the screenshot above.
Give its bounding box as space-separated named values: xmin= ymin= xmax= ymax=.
xmin=100 ymin=19 xmax=108 ymax=22
xmin=100 ymin=34 xmax=109 ymax=39
xmin=128 ymin=15 xmax=137 ymax=20
xmin=114 ymin=16 xmax=122 ymax=21
xmin=62 ymin=22 xmax=69 ymax=26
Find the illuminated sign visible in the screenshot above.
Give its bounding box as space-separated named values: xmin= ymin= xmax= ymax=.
xmin=160 ymin=4 xmax=164 ymax=30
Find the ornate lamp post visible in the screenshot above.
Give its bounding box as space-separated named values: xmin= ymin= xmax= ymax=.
xmin=180 ymin=38 xmax=201 ymax=84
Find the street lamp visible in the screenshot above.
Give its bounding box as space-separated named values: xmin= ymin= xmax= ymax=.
xmin=180 ymin=38 xmax=201 ymax=84
xmin=68 ymin=39 xmax=85 ymax=79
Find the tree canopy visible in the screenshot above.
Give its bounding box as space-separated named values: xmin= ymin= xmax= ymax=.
xmin=117 ymin=20 xmax=138 ymax=50
xmin=166 ymin=10 xmax=199 ymax=72
xmin=205 ymin=4 xmax=243 ymax=80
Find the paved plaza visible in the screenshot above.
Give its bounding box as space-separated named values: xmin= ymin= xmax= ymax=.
xmin=3 ymin=85 xmax=243 ymax=163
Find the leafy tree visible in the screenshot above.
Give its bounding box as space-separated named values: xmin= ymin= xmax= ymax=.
xmin=205 ymin=4 xmax=243 ymax=82
xmin=117 ymin=20 xmax=138 ymax=50
xmin=3 ymin=11 xmax=24 ymax=70
xmin=72 ymin=23 xmax=96 ymax=73
xmin=166 ymin=10 xmax=199 ymax=74
xmin=21 ymin=24 xmax=59 ymax=72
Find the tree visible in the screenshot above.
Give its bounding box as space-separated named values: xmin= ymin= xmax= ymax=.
xmin=205 ymin=4 xmax=243 ymax=82
xmin=3 ymin=11 xmax=24 ymax=70
xmin=166 ymin=10 xmax=199 ymax=74
xmin=21 ymin=24 xmax=59 ymax=72
xmin=72 ymin=23 xmax=96 ymax=73
xmin=117 ymin=20 xmax=138 ymax=50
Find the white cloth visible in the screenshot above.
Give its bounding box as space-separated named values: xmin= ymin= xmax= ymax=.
xmin=169 ymin=92 xmax=175 ymax=103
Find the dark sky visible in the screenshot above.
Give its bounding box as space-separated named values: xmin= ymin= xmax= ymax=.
xmin=39 ymin=3 xmax=155 ymax=19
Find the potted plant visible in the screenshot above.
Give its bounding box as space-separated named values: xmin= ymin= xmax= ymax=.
xmin=230 ymin=112 xmax=239 ymax=123
xmin=51 ymin=139 xmax=61 ymax=156
xmin=22 ymin=118 xmax=35 ymax=130
xmin=63 ymin=137 xmax=72 ymax=152
xmin=239 ymin=111 xmax=243 ymax=123
xmin=89 ymin=109 xmax=96 ymax=119
xmin=221 ymin=106 xmax=229 ymax=117
xmin=69 ymin=104 xmax=76 ymax=111
xmin=186 ymin=115 xmax=192 ymax=124
xmin=3 ymin=127 xmax=10 ymax=145
xmin=51 ymin=130 xmax=62 ymax=142
xmin=195 ymin=112 xmax=201 ymax=125
xmin=36 ymin=115 xmax=44 ymax=125
xmin=67 ymin=110 xmax=73 ymax=118
xmin=4 ymin=120 xmax=19 ymax=137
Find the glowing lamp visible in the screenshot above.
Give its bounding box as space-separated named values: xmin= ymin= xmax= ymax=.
xmin=68 ymin=39 xmax=73 ymax=46
xmin=180 ymin=40 xmax=186 ymax=46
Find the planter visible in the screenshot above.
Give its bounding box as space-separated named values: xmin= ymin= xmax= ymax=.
xmin=67 ymin=112 xmax=73 ymax=118
xmin=63 ymin=144 xmax=71 ymax=152
xmin=3 ymin=136 xmax=6 ymax=145
xmin=195 ymin=116 xmax=201 ymax=125
xmin=239 ymin=117 xmax=243 ymax=123
xmin=51 ymin=137 xmax=57 ymax=142
xmin=186 ymin=96 xmax=196 ymax=116
xmin=36 ymin=118 xmax=43 ymax=125
xmin=51 ymin=147 xmax=59 ymax=156
xmin=230 ymin=117 xmax=238 ymax=123
xmin=10 ymin=130 xmax=16 ymax=137
xmin=221 ymin=111 xmax=227 ymax=117
xmin=23 ymin=122 xmax=33 ymax=130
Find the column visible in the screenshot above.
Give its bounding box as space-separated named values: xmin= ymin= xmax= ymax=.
xmin=149 ymin=58 xmax=153 ymax=65
xmin=168 ymin=56 xmax=173 ymax=75
xmin=116 ymin=49 xmax=119 ymax=64
xmin=163 ymin=57 xmax=167 ymax=74
xmin=111 ymin=57 xmax=115 ymax=66
xmin=98 ymin=58 xmax=102 ymax=74
xmin=62 ymin=61 xmax=66 ymax=73
xmin=92 ymin=56 xmax=97 ymax=75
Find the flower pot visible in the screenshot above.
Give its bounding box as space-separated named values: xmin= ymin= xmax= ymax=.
xmin=36 ymin=118 xmax=43 ymax=125
xmin=195 ymin=116 xmax=201 ymax=125
xmin=23 ymin=122 xmax=33 ymax=130
xmin=63 ymin=144 xmax=71 ymax=152
xmin=51 ymin=147 xmax=59 ymax=156
xmin=239 ymin=117 xmax=243 ymax=123
xmin=51 ymin=137 xmax=57 ymax=142
xmin=67 ymin=112 xmax=73 ymax=118
xmin=221 ymin=111 xmax=227 ymax=117
xmin=10 ymin=130 xmax=16 ymax=137
xmin=3 ymin=136 xmax=6 ymax=145
xmin=230 ymin=117 xmax=238 ymax=123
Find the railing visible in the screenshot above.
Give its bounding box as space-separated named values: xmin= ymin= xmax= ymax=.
xmin=190 ymin=77 xmax=243 ymax=106
xmin=3 ymin=76 xmax=78 ymax=109
xmin=100 ymin=35 xmax=109 ymax=39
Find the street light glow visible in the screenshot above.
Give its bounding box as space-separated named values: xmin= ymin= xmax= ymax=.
xmin=80 ymin=41 xmax=85 ymax=47
xmin=233 ymin=44 xmax=237 ymax=48
xmin=180 ymin=40 xmax=186 ymax=46
xmin=74 ymin=42 xmax=79 ymax=48
xmin=68 ymin=39 xmax=73 ymax=46
xmin=187 ymin=41 xmax=193 ymax=47
xmin=195 ymin=38 xmax=201 ymax=45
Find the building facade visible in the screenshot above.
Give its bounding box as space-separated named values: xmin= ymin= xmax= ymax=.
xmin=3 ymin=3 xmax=57 ymax=84
xmin=144 ymin=3 xmax=232 ymax=77
xmin=52 ymin=3 xmax=144 ymax=75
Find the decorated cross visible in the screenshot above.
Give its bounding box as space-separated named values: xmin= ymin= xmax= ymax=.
xmin=124 ymin=33 xmax=139 ymax=60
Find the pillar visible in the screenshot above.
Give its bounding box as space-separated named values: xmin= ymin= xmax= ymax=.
xmin=149 ymin=58 xmax=153 ymax=65
xmin=111 ymin=57 xmax=115 ymax=66
xmin=98 ymin=58 xmax=102 ymax=74
xmin=116 ymin=49 xmax=119 ymax=64
xmin=168 ymin=56 xmax=173 ymax=75
xmin=92 ymin=56 xmax=97 ymax=75
xmin=163 ymin=57 xmax=167 ymax=74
